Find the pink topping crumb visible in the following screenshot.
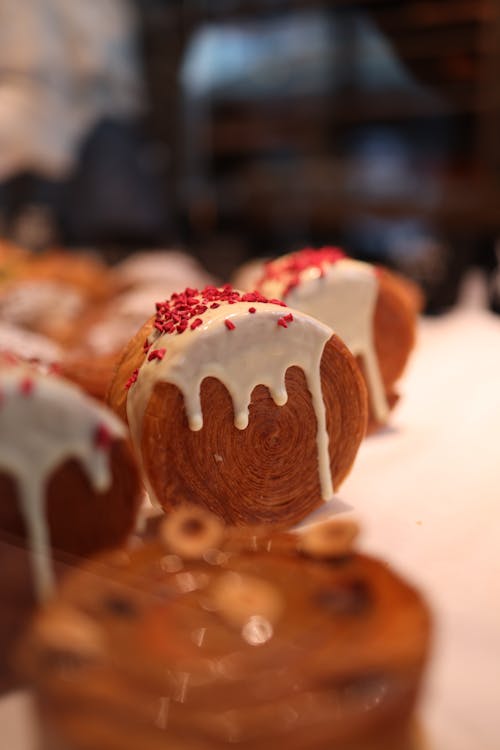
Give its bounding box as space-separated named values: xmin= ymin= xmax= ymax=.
xmin=150 ymin=284 xmax=287 ymax=338
xmin=19 ymin=377 xmax=34 ymax=396
xmin=259 ymin=246 xmax=346 ymax=296
xmin=124 ymin=285 xmax=291 ymax=390
xmin=94 ymin=423 xmax=112 ymax=450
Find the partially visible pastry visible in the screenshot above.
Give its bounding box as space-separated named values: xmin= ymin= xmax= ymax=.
xmin=254 ymin=247 xmax=420 ymax=431
xmin=0 ymin=321 xmax=63 ymax=364
xmin=60 ymin=286 xmax=184 ymax=401
xmin=22 ymin=507 xmax=432 ymax=750
xmin=112 ymin=250 xmax=215 ymax=294
xmin=0 ymin=239 xmax=30 ymax=285
xmin=230 ymin=257 xmax=268 ymax=294
xmin=0 ymin=250 xmax=112 ymax=345
xmin=108 ymin=284 xmax=367 ymax=527
xmin=0 ymin=359 xmax=141 ymax=688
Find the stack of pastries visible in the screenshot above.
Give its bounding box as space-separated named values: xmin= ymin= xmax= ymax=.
xmin=0 ymin=240 xmax=431 ymax=749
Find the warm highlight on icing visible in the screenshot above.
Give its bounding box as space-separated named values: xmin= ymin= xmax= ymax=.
xmin=0 ymin=364 xmax=126 ymax=601
xmin=257 ymin=248 xmax=389 ymax=423
xmin=126 ymin=286 xmax=335 ymax=501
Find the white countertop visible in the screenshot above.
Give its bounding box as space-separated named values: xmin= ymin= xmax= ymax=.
xmin=2 ymin=274 xmax=500 ymax=748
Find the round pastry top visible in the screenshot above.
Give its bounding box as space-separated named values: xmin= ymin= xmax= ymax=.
xmin=125 ymin=285 xmax=333 ymax=425
xmin=24 ymin=508 xmax=431 ymax=748
xmin=0 ymin=360 xmax=126 ymax=471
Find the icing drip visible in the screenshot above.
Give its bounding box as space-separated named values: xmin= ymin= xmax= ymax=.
xmin=126 ymin=290 xmax=335 ymax=502
xmin=259 ymin=251 xmax=389 ymax=423
xmin=0 ymin=368 xmax=126 ymax=601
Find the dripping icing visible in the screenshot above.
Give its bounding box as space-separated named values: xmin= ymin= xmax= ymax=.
xmin=126 ymin=299 xmax=335 ymax=502
xmin=0 ymin=368 xmax=126 ymax=601
xmin=259 ymin=254 xmax=389 ymax=423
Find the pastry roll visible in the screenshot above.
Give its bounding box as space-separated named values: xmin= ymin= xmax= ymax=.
xmin=0 ymin=359 xmax=141 ymax=600
xmin=22 ymin=507 xmax=432 ymax=750
xmin=0 ymin=358 xmax=141 ymax=688
xmin=108 ymin=285 xmax=367 ymax=527
xmin=255 ymin=248 xmax=420 ymax=430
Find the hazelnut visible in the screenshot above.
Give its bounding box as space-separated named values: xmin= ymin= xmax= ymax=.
xmin=210 ymin=571 xmax=283 ymax=629
xmin=298 ymin=519 xmax=359 ymax=559
xmin=159 ymin=504 xmax=224 ymax=560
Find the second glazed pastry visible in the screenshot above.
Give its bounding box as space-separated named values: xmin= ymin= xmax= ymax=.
xmin=254 ymin=247 xmax=420 ymax=430
xmin=109 ymin=285 xmax=367 ymax=527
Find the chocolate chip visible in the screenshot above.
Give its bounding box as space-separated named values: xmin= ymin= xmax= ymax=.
xmin=315 ymin=579 xmax=372 ymax=616
xmin=103 ymin=595 xmax=138 ymax=618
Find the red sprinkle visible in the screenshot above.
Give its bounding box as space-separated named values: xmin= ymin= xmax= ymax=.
xmin=133 ymin=285 xmax=288 ymax=381
xmin=284 ymin=313 xmax=294 ymax=323
xmin=258 ymin=246 xmax=347 ymax=298
xmin=20 ymin=378 xmax=34 ymax=396
xmin=277 ymin=318 xmax=288 ymax=328
xmin=248 ymin=307 xmax=256 ymax=313
xmin=148 ymin=348 xmax=166 ymax=362
xmin=125 ymin=368 xmax=139 ymax=390
xmin=94 ymin=423 xmax=112 ymax=450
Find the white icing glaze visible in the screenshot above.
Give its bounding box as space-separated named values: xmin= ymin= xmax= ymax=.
xmin=127 ymin=301 xmax=335 ymax=502
xmin=259 ymin=258 xmax=389 ymax=423
xmin=0 ymin=367 xmax=126 ymax=601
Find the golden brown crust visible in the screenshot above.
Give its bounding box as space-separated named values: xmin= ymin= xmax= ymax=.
xmin=365 ymin=268 xmax=419 ymax=431
xmin=22 ymin=518 xmax=431 ymax=750
xmin=109 ymin=324 xmax=367 ymax=527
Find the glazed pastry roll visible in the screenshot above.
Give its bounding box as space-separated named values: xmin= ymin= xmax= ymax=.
xmin=255 ymin=247 xmax=420 ymax=430
xmin=21 ymin=507 xmax=432 ymax=750
xmin=0 ymin=358 xmax=141 ymax=687
xmin=108 ymin=285 xmax=367 ymax=527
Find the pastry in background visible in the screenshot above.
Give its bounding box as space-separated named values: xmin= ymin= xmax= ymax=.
xmin=230 ymin=256 xmax=268 ymax=293
xmin=0 ymin=239 xmax=30 ymax=285
xmin=254 ymin=247 xmax=420 ymax=431
xmin=0 ymin=359 xmax=141 ymax=689
xmin=112 ymin=249 xmax=215 ymax=294
xmin=0 ymin=321 xmax=63 ymax=364
xmin=0 ymin=250 xmax=112 ymax=345
xmin=21 ymin=507 xmax=432 ymax=750
xmin=109 ymin=284 xmax=367 ymax=527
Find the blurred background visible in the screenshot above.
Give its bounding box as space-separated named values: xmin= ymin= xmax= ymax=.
xmin=1 ymin=0 xmax=500 ymax=312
